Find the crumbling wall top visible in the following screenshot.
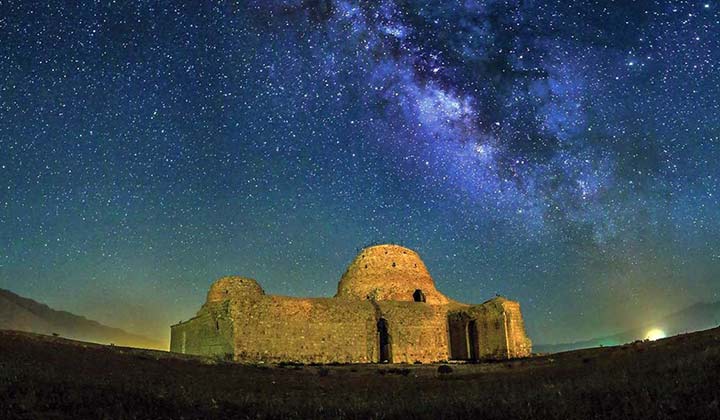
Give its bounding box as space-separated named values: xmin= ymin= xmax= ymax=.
xmin=206 ymin=276 xmax=264 ymax=303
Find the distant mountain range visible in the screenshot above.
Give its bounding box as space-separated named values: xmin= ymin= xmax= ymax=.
xmin=0 ymin=288 xmax=164 ymax=350
xmin=535 ymin=301 xmax=720 ymax=354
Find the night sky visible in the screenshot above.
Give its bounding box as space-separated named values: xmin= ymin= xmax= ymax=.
xmin=1 ymin=1 xmax=719 ymax=345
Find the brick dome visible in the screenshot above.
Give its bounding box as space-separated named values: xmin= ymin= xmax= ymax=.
xmin=207 ymin=276 xmax=264 ymax=303
xmin=336 ymin=244 xmax=450 ymax=304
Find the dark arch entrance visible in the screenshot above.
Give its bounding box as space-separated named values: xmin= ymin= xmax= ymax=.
xmin=468 ymin=320 xmax=478 ymax=360
xmin=377 ymin=318 xmax=392 ymax=363
xmin=413 ymin=289 xmax=426 ymax=302
xmin=448 ymin=316 xmax=479 ymax=361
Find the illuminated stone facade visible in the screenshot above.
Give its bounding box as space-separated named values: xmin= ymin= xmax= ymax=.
xmin=170 ymin=244 xmax=532 ymax=363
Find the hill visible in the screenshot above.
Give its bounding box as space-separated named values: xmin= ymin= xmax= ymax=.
xmin=535 ymin=301 xmax=720 ymax=353
xmin=0 ymin=327 xmax=719 ymax=419
xmin=0 ymin=288 xmax=164 ymax=350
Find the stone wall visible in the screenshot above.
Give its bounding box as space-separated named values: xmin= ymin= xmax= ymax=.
xmin=170 ymin=302 xmax=234 ymax=358
xmin=337 ymin=245 xmax=451 ymax=305
xmin=464 ymin=297 xmax=533 ymax=360
xmin=471 ymin=303 xmax=510 ymax=360
xmin=376 ymin=301 xmax=451 ymax=363
xmin=171 ymin=296 xmax=475 ymax=364
xmin=229 ymin=296 xmax=378 ymax=363
xmin=169 ymin=245 xmax=533 ymax=363
xmin=502 ymin=300 xmax=533 ymax=358
xmin=207 ymin=276 xmax=264 ymax=303
xmin=222 ymin=296 xmax=457 ymax=364
xmin=447 ymin=311 xmax=474 ymax=360
xmin=170 ymin=292 xmax=533 ymax=363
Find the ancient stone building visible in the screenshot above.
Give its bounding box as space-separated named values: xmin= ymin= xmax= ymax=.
xmin=170 ymin=244 xmax=532 ymax=363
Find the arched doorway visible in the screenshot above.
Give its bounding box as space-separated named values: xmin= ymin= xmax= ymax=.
xmin=377 ymin=318 xmax=392 ymax=363
xmin=468 ymin=320 xmax=478 ymax=360
xmin=448 ymin=317 xmax=468 ymax=360
xmin=413 ymin=289 xmax=426 ymax=302
xmin=448 ymin=315 xmax=479 ymax=361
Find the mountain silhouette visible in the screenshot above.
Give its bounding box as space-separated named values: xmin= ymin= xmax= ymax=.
xmin=0 ymin=288 xmax=164 ymax=350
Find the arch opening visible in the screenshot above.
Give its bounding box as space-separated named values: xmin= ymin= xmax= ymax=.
xmin=448 ymin=316 xmax=479 ymax=361
xmin=377 ymin=318 xmax=392 ymax=363
xmin=468 ymin=320 xmax=478 ymax=360
xmin=413 ymin=289 xmax=426 ymax=302
xmin=449 ymin=318 xmax=468 ymax=360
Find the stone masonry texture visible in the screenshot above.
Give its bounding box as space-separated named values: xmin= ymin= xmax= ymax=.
xmin=170 ymin=244 xmax=532 ymax=363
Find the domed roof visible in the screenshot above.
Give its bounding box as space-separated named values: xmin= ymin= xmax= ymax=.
xmin=206 ymin=276 xmax=264 ymax=303
xmin=335 ymin=244 xmax=450 ymax=304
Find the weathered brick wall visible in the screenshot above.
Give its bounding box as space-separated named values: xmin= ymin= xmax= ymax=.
xmin=170 ymin=276 xmax=264 ymax=358
xmin=225 ymin=297 xmax=459 ymax=364
xmin=170 ymin=247 xmax=533 ymax=363
xmin=447 ymin=309 xmax=479 ymax=360
xmin=377 ymin=301 xmax=451 ymax=363
xmin=465 ymin=297 xmax=532 ymax=360
xmin=337 ymin=245 xmax=451 ymax=305
xmin=447 ymin=313 xmax=469 ymax=360
xmin=170 ymin=302 xmax=234 ymax=358
xmin=172 ymin=293 xmax=532 ymax=363
xmin=472 ymin=304 xmax=510 ymax=360
xmin=502 ymin=300 xmax=533 ymax=358
xmin=230 ymin=296 xmax=378 ymax=363
xmin=206 ymin=276 xmax=264 ymax=303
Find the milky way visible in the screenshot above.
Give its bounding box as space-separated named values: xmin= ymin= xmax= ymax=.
xmin=1 ymin=1 xmax=718 ymax=343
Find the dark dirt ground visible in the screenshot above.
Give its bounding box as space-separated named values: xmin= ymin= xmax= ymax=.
xmin=1 ymin=327 xmax=719 ymax=419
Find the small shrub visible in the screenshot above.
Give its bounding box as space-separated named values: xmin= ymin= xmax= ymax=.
xmin=437 ymin=365 xmax=453 ymax=375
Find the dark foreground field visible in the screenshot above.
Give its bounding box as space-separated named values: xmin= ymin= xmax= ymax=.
xmin=1 ymin=329 xmax=719 ymax=419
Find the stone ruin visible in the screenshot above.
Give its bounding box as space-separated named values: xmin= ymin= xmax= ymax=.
xmin=170 ymin=244 xmax=532 ymax=363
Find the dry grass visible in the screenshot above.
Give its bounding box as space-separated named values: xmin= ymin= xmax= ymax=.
xmin=0 ymin=328 xmax=719 ymax=419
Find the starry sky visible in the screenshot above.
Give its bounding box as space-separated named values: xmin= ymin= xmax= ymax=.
xmin=1 ymin=1 xmax=719 ymax=345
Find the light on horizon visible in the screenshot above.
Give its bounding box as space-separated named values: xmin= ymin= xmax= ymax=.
xmin=645 ymin=328 xmax=666 ymax=341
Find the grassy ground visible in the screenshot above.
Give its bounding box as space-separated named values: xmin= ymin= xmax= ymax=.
xmin=0 ymin=328 xmax=719 ymax=419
